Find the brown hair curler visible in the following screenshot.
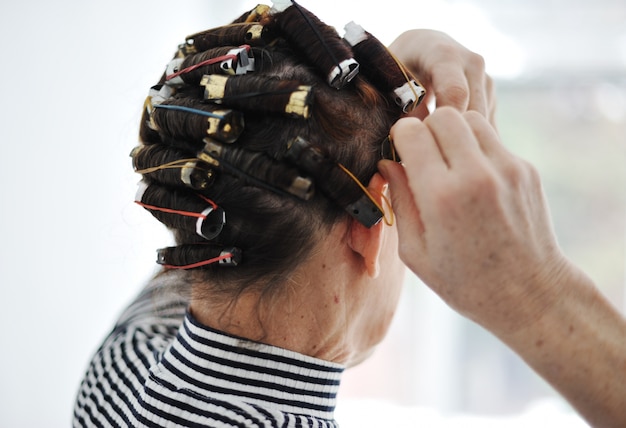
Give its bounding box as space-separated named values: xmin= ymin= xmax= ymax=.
xmin=199 ymin=139 xmax=314 ymax=200
xmin=165 ymin=46 xmax=255 ymax=87
xmin=157 ymin=244 xmax=242 ymax=269
xmin=268 ymin=0 xmax=359 ymax=89
xmin=131 ymin=144 xmax=216 ymax=191
xmin=201 ymin=74 xmax=313 ymax=118
xmin=284 ymin=136 xmax=383 ymax=227
xmin=185 ymin=22 xmax=273 ymax=53
xmin=149 ymin=98 xmax=245 ymax=144
xmin=135 ymin=181 xmax=226 ymax=241
xmin=344 ymin=21 xmax=426 ymax=112
xmin=231 ymin=4 xmax=271 ymax=24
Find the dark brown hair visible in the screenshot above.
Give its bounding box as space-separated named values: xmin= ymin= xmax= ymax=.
xmin=133 ymin=3 xmax=420 ymax=297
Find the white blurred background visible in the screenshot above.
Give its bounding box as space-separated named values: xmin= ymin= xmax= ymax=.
xmin=0 ymin=0 xmax=624 ymax=426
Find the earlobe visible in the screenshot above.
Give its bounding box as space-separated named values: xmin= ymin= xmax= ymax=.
xmin=347 ymin=173 xmax=386 ymax=278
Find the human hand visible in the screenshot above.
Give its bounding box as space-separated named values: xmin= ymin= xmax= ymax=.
xmin=389 ymin=30 xmax=496 ymax=125
xmin=378 ymin=108 xmax=571 ymax=334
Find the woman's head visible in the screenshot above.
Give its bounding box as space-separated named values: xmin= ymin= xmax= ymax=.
xmin=133 ymin=2 xmax=424 ymax=299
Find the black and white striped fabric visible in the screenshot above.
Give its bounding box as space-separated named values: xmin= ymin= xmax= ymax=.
xmin=73 ymin=274 xmax=344 ymax=427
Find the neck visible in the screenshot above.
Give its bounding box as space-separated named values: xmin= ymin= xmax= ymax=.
xmin=189 ymin=223 xmax=366 ymax=364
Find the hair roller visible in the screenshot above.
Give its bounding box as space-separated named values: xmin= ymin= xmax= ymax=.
xmin=344 ymin=21 xmax=425 ymax=112
xmin=268 ymin=0 xmax=359 ymax=89
xmin=165 ymin=46 xmax=255 ymax=87
xmin=284 ymin=136 xmax=383 ymax=227
xmin=185 ymin=22 xmax=273 ymax=53
xmin=135 ymin=181 xmax=226 ymax=240
xmin=202 ymin=74 xmax=313 ymax=118
xmin=157 ymin=244 xmax=242 ymax=269
xmin=150 ymin=99 xmax=245 ymax=144
xmin=231 ymin=4 xmax=271 ymax=24
xmin=199 ymin=139 xmax=314 ymax=200
xmin=131 ymin=145 xmax=216 ymax=191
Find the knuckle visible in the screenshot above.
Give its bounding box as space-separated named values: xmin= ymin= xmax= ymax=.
xmin=467 ymin=52 xmax=486 ymax=71
xmin=436 ymin=84 xmax=469 ymax=107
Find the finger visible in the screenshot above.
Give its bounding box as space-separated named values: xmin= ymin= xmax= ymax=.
xmin=390 ymin=117 xmax=448 ymax=176
xmin=485 ymin=76 xmax=498 ymax=129
xmin=378 ymin=160 xmax=425 ymax=237
xmin=430 ymin=63 xmax=470 ymax=111
xmin=406 ymin=94 xmax=431 ymax=121
xmin=463 ymin=111 xmax=507 ymax=159
xmin=425 ymin=107 xmax=483 ymax=168
xmin=463 ymin=54 xmax=489 ymax=117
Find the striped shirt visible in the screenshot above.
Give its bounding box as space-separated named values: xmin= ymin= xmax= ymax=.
xmin=73 ymin=274 xmax=345 ymax=427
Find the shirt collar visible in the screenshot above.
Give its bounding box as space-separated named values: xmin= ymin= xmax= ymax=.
xmin=159 ymin=311 xmax=345 ymax=420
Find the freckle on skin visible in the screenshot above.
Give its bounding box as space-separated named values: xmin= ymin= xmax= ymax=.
xmin=536 ymin=340 xmax=544 ymax=348
xmin=334 ymin=295 xmax=339 ymax=304
xmin=569 ymin=325 xmax=574 ymax=333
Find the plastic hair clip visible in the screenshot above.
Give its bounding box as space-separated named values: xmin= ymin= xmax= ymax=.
xmin=284 ymin=136 xmax=333 ymax=176
xmin=202 ymin=74 xmax=228 ymax=100
xmin=345 ymin=194 xmax=384 ymax=228
xmin=165 ymin=58 xmax=186 ymax=87
xmin=221 ymin=46 xmax=255 ymax=75
xmin=180 ymin=160 xmax=216 ymax=190
xmin=393 ymin=81 xmax=426 ymax=113
xmin=197 ymin=139 xmax=223 ymax=168
xmin=218 ymin=247 xmax=243 ymax=266
xmin=196 ymin=205 xmax=226 ymax=240
xmin=205 ymin=108 xmax=245 ymax=143
xmin=328 ymin=59 xmax=360 ymax=90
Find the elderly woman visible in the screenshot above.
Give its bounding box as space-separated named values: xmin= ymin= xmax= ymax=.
xmin=73 ymin=2 xmax=492 ymax=427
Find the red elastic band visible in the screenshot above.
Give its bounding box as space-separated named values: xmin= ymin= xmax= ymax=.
xmin=135 ymin=201 xmax=207 ymax=219
xmin=161 ymin=253 xmax=233 ymax=270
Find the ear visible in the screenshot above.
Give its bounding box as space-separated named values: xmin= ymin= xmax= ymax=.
xmin=347 ymin=172 xmax=386 ymax=278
